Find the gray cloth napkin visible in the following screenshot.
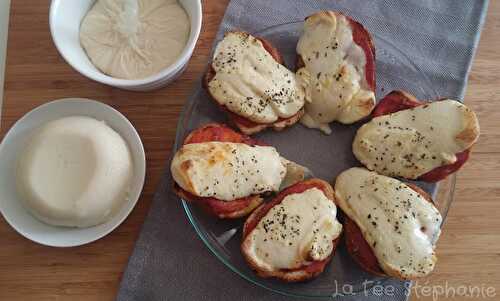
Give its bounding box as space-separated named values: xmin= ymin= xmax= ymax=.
xmin=117 ymin=1 xmax=488 ymax=300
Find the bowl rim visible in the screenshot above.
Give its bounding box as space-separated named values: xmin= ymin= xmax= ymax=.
xmin=49 ymin=0 xmax=202 ymax=87
xmin=0 ymin=98 xmax=146 ymax=247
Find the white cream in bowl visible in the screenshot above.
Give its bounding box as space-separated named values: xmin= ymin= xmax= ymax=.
xmin=80 ymin=0 xmax=191 ymax=80
xmin=16 ymin=116 xmax=133 ymax=228
xmin=49 ymin=0 xmax=202 ymax=91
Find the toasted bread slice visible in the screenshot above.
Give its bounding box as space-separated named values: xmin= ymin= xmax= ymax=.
xmin=241 ymin=179 xmax=342 ymax=282
xmin=173 ymin=123 xmax=270 ymax=219
xmin=354 ymin=90 xmax=479 ymax=182
xmin=335 ymin=168 xmax=442 ymax=280
xmin=204 ymin=31 xmax=304 ymax=135
xmin=172 ymin=123 xmax=306 ymax=219
xmin=344 ymin=183 xmax=435 ymax=279
xmin=296 ymin=11 xmax=376 ymax=133
xmin=296 ymin=12 xmax=375 ymax=89
xmin=343 ymin=183 xmax=434 ymax=279
xmin=302 ymin=11 xmax=375 ymax=89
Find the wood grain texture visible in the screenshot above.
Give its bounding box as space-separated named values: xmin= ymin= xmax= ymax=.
xmin=0 ymin=1 xmax=498 ymax=300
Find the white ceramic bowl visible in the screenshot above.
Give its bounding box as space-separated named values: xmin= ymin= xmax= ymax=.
xmin=49 ymin=0 xmax=202 ymax=91
xmin=0 ymin=99 xmax=146 ymax=247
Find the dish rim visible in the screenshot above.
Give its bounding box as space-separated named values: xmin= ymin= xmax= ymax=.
xmin=0 ymin=98 xmax=146 ymax=247
xmin=49 ymin=0 xmax=203 ymax=89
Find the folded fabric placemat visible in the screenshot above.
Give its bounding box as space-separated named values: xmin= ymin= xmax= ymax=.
xmin=117 ymin=1 xmax=488 ymax=300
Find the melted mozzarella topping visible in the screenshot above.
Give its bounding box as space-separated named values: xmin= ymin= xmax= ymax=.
xmin=244 ymin=188 xmax=342 ymax=271
xmin=170 ymin=142 xmax=286 ymax=201
xmin=335 ymin=168 xmax=442 ymax=279
xmin=208 ymin=32 xmax=305 ymax=123
xmin=297 ymin=12 xmax=375 ymax=134
xmin=353 ymin=100 xmax=480 ymax=179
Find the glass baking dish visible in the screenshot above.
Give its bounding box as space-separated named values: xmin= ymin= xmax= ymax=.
xmin=173 ymin=21 xmax=454 ymax=298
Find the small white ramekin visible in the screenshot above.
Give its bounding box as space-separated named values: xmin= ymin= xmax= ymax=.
xmin=49 ymin=0 xmax=202 ymax=91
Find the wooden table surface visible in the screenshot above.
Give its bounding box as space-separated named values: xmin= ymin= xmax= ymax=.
xmin=1 ymin=1 xmax=499 ymax=300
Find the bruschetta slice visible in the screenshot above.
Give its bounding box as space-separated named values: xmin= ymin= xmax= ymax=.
xmin=353 ymin=90 xmax=480 ymax=182
xmin=296 ymin=11 xmax=376 ymax=134
xmin=171 ymin=123 xmax=306 ymax=218
xmin=204 ymin=31 xmax=306 ymax=135
xmin=334 ymin=167 xmax=442 ymax=280
xmin=241 ymin=179 xmax=343 ymax=282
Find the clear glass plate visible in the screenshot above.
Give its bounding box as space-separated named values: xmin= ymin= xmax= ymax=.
xmin=174 ymin=21 xmax=455 ymax=298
